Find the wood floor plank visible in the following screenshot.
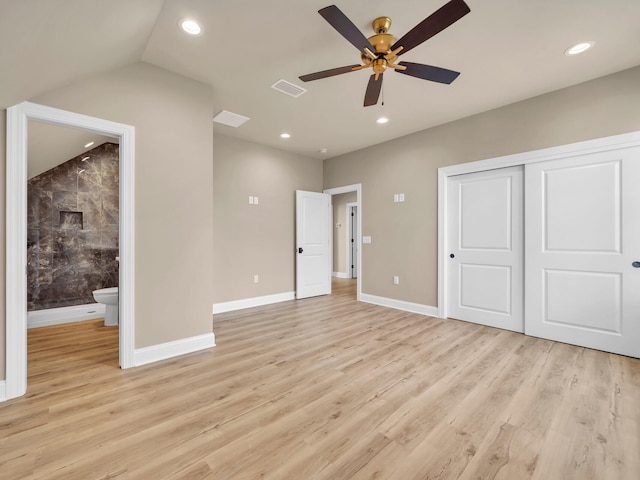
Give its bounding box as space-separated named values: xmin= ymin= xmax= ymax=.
xmin=1 ymin=279 xmax=639 ymax=479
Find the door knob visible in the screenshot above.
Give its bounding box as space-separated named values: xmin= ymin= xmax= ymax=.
xmin=633 ymin=261 xmax=640 ymax=268
xmin=298 ymin=247 xmax=304 ymax=254
xmin=450 ymin=253 xmax=455 ymax=258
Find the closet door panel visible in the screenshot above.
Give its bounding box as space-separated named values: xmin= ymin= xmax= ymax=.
xmin=447 ymin=166 xmax=524 ymax=332
xmin=525 ymin=147 xmax=640 ymax=358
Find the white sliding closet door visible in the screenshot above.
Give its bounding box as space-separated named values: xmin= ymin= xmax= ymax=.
xmin=447 ymin=166 xmax=524 ymax=332
xmin=525 ymin=148 xmax=640 ymax=358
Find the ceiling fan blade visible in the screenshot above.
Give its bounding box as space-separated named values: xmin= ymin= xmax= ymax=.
xmin=364 ymin=74 xmax=383 ymax=107
xmin=299 ymin=65 xmax=361 ymax=82
xmin=319 ymin=5 xmax=374 ymax=54
xmin=395 ymin=62 xmax=460 ymax=84
xmin=391 ymin=0 xmax=470 ymax=56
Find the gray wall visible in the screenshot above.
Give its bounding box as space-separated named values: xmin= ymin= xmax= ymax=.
xmin=324 ymin=65 xmax=640 ymax=307
xmin=212 ymin=135 xmax=323 ymax=303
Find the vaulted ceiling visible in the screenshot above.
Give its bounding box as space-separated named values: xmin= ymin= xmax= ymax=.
xmin=3 ymin=0 xmax=640 ymax=161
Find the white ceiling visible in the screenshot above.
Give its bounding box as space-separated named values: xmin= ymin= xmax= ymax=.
xmin=3 ymin=0 xmax=640 ymax=161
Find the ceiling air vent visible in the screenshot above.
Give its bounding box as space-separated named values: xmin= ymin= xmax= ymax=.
xmin=213 ymin=110 xmax=250 ymax=128
xmin=271 ymin=79 xmax=307 ymax=98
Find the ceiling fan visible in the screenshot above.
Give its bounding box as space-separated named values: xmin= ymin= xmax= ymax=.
xmin=299 ymin=0 xmax=470 ymax=107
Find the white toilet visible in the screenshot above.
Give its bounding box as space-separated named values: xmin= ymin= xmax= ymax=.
xmin=92 ymin=287 xmax=119 ymax=326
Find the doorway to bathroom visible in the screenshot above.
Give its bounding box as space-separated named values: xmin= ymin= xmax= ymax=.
xmin=27 ymin=122 xmax=120 ymax=326
xmin=5 ymin=101 xmax=135 ymax=401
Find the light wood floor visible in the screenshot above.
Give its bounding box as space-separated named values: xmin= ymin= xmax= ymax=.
xmin=2 ymin=278 xmax=639 ymax=479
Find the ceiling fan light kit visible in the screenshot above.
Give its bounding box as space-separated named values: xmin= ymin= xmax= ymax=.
xmin=299 ymin=0 xmax=470 ymax=107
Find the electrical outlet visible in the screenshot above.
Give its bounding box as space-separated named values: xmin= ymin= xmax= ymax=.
xmin=249 ymin=196 xmax=254 ymax=204
xmin=394 ymin=194 xmax=399 ymax=203
xmin=253 ymin=274 xmax=259 ymax=283
xmin=254 ymin=196 xmax=259 ymax=205
xmin=393 ymin=276 xmax=399 ymax=285
xmin=363 ymin=236 xmax=372 ymax=244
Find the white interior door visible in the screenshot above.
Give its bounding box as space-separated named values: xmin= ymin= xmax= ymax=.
xmin=447 ymin=166 xmax=524 ymax=332
xmin=525 ymin=148 xmax=640 ymax=358
xmin=296 ymin=190 xmax=331 ymax=299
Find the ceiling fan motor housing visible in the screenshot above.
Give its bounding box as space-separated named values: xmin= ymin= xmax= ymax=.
xmin=368 ymin=17 xmax=394 ymax=53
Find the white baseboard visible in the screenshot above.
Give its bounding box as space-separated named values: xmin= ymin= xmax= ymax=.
xmin=332 ymin=272 xmax=349 ymax=279
xmin=0 ymin=380 xmax=6 ymax=402
xmin=27 ymin=303 xmax=106 ymax=329
xmin=360 ymin=293 xmax=439 ymax=317
xmin=212 ymin=291 xmax=295 ymax=314
xmin=134 ymin=332 xmax=216 ymax=367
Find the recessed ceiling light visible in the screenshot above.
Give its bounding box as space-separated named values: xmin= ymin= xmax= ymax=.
xmin=280 ymin=133 xmax=291 ymax=139
xmin=565 ymin=41 xmax=594 ymax=56
xmin=319 ymin=148 xmax=328 ymax=154
xmin=179 ymin=19 xmax=202 ymax=36
xmin=376 ymin=117 xmax=389 ymax=124
xmin=84 ymin=141 xmax=94 ymax=148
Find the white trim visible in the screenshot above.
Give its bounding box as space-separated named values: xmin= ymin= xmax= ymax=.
xmin=346 ymin=202 xmax=358 ymax=279
xmin=360 ymin=293 xmax=439 ymax=317
xmin=437 ymin=130 xmax=640 ymax=320
xmin=212 ymin=291 xmax=295 ymax=314
xmin=134 ymin=333 xmax=216 ymax=367
xmin=332 ymin=272 xmax=349 ymax=279
xmin=0 ymin=381 xmax=6 ymax=402
xmin=5 ymin=101 xmax=136 ymax=402
xmin=27 ymin=304 xmax=106 ymax=329
xmin=324 ymin=184 xmax=362 ymax=301
xmin=440 ymin=131 xmax=640 ymax=177
xmin=437 ymin=170 xmax=447 ymax=319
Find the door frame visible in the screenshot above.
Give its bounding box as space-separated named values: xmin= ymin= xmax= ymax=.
xmin=438 ymin=131 xmax=640 ymax=319
xmin=346 ymin=202 xmax=358 ymax=279
xmin=324 ymin=184 xmax=362 ymax=301
xmin=5 ymin=101 xmax=136 ymax=401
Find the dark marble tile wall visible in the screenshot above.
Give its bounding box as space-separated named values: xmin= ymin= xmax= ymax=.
xmin=27 ymin=143 xmax=119 ymax=311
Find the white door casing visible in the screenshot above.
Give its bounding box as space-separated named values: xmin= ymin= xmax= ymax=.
xmin=447 ymin=166 xmax=524 ymax=332
xmin=347 ymin=203 xmax=358 ymax=279
xmin=525 ymin=148 xmax=640 ymax=358
xmin=296 ymin=190 xmax=331 ymax=299
xmin=5 ymin=101 xmax=135 ymax=402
